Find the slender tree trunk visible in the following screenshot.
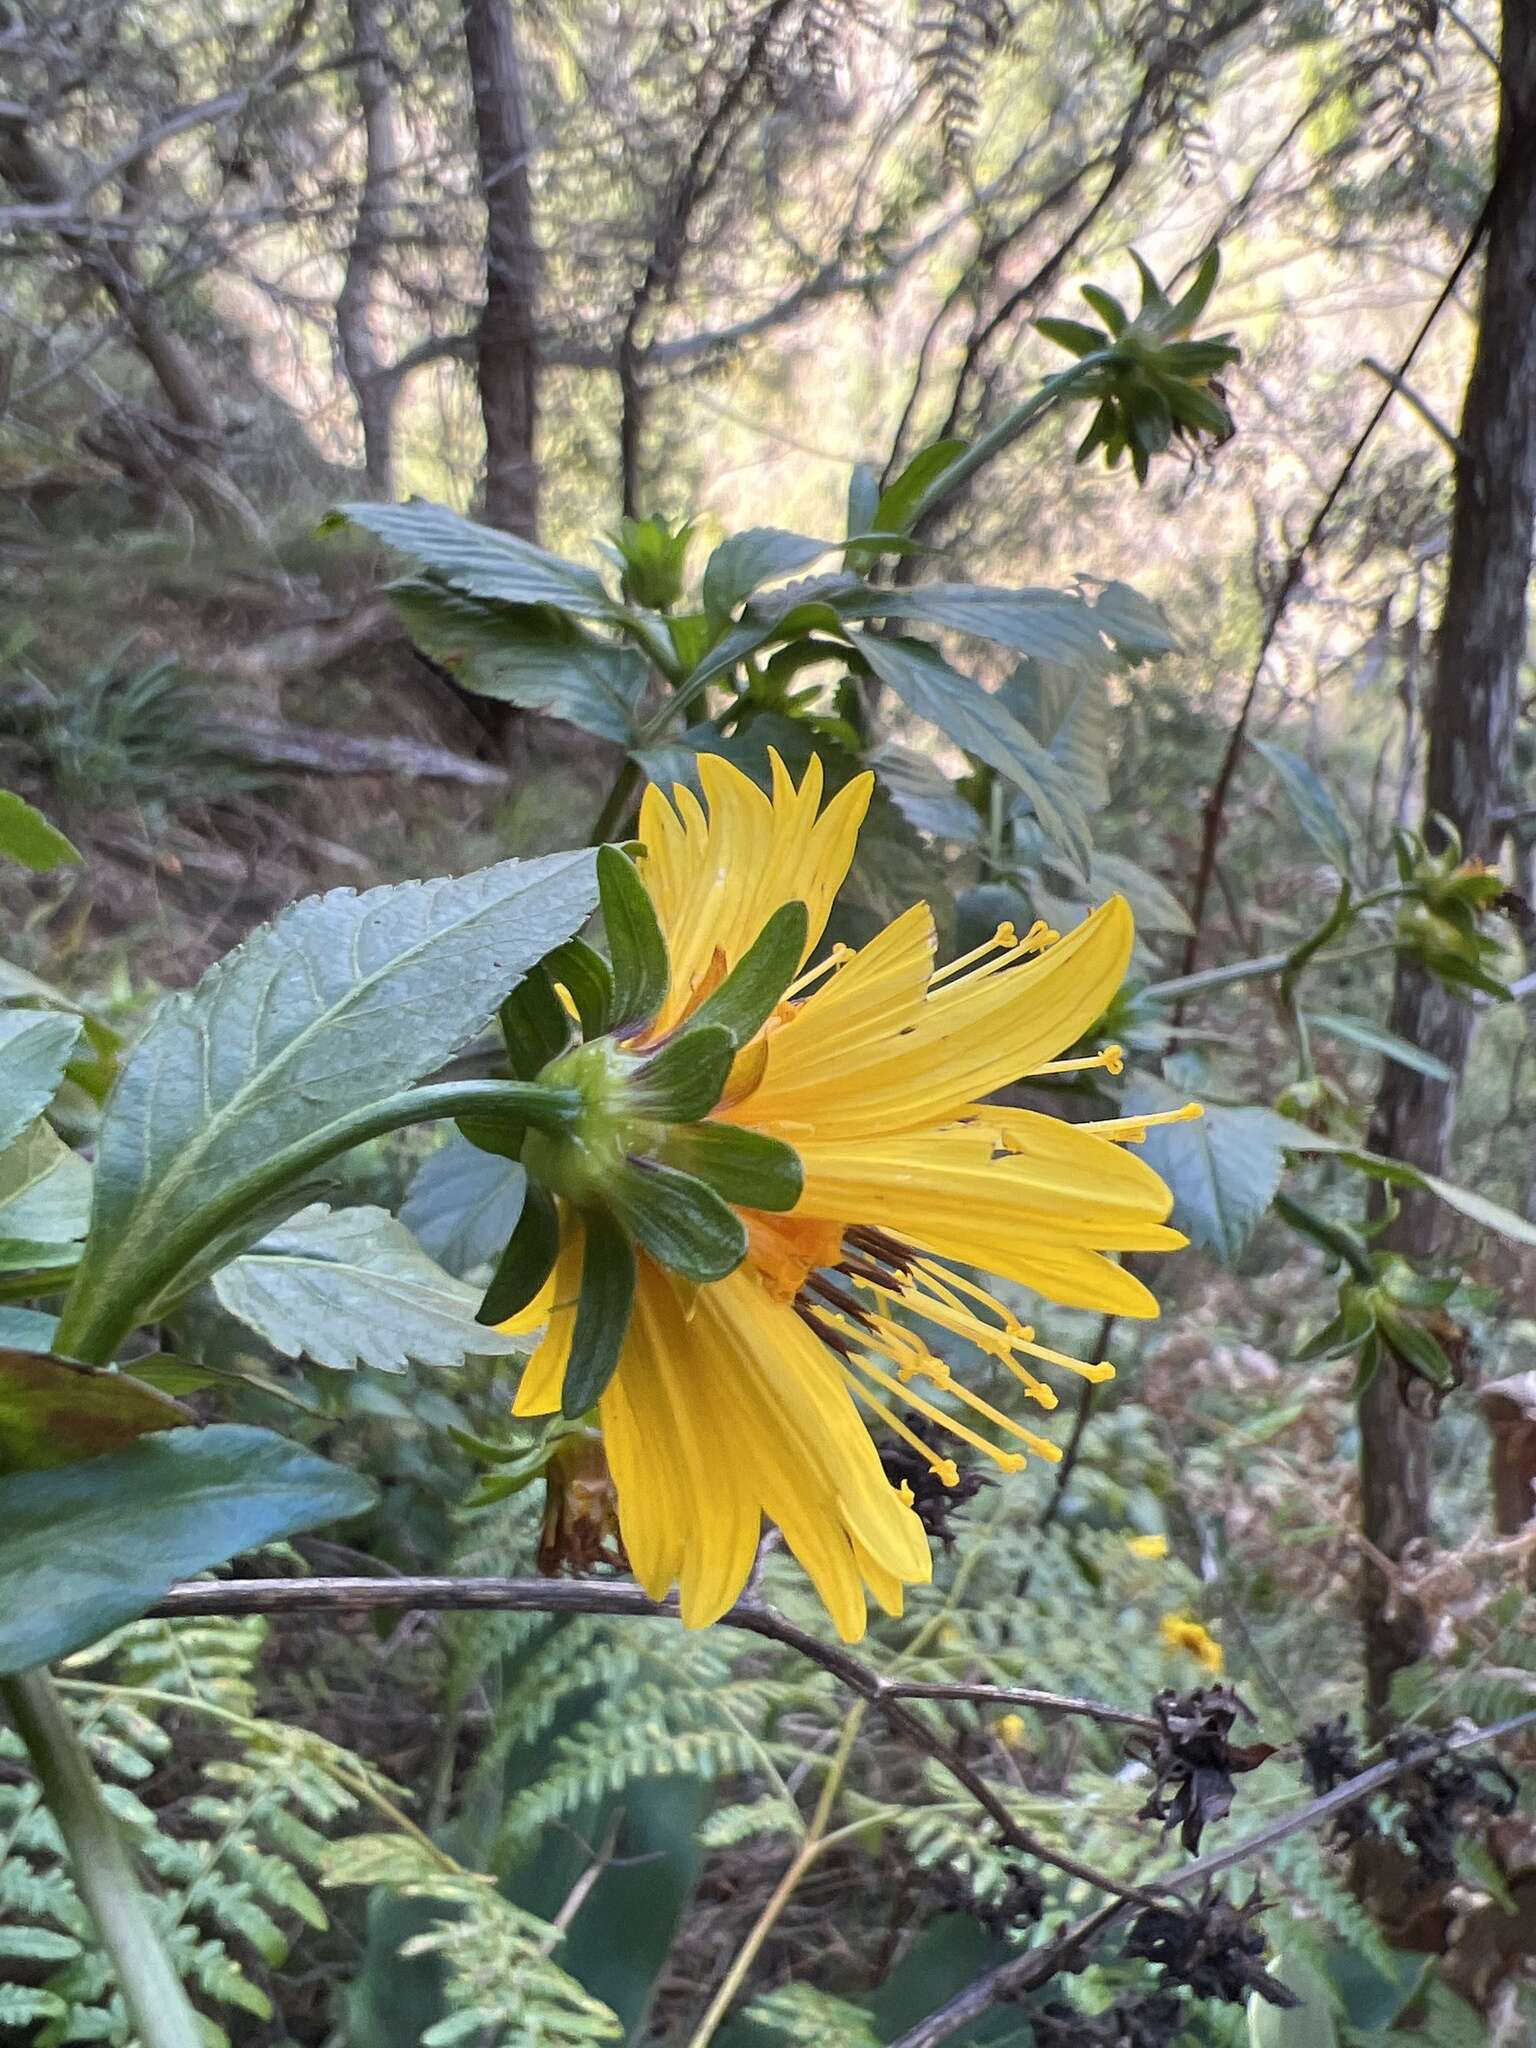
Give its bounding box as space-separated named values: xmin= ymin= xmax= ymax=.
xmin=0 ymin=117 xmax=222 ymax=440
xmin=1359 ymin=0 xmax=1536 ymax=1729
xmin=338 ymin=0 xmax=401 ymax=495
xmin=462 ymin=0 xmax=540 ymax=538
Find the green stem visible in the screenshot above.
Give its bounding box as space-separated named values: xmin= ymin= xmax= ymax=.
xmin=1 ymin=1669 xmax=203 ymax=2048
xmin=589 ymin=757 xmax=642 ymax=845
xmin=902 ymin=353 xmax=1112 ymax=531
xmin=53 ymin=1079 xmax=580 ymax=1366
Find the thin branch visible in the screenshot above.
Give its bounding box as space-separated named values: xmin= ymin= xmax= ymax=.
xmin=1175 ymin=195 xmax=1494 ymax=997
xmin=889 ymin=1706 xmax=1536 ymax=2048
xmin=151 ymin=1573 xmax=1163 ymax=1898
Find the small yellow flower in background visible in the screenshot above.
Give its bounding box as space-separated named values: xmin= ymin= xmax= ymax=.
xmin=1127 ymin=1532 xmax=1169 ymax=1560
xmin=993 ymin=1713 xmax=1029 ymax=1749
xmin=1160 ymin=1611 xmax=1224 ymax=1675
xmin=505 ymin=752 xmax=1194 ymax=1641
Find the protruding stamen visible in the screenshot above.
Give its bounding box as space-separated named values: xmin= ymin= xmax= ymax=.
xmin=930 ymin=919 xmax=1057 ymax=995
xmin=1029 ymin=1042 xmax=1125 ymax=1078
xmin=1077 ymin=1102 xmax=1204 ymax=1143
xmin=783 ymin=943 xmax=851 ymax=1002
xmin=928 ymin=922 xmax=1018 ymax=987
xmin=841 ymin=1373 xmax=960 ymax=1487
xmin=1013 ymin=1333 xmax=1117 ymax=1385
xmin=846 ymin=1347 xmax=1050 ymax=1470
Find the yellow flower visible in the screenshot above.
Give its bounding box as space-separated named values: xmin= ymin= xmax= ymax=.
xmin=1127 ymin=1532 xmax=1169 ymax=1560
xmin=994 ymin=1712 xmax=1029 ymax=1749
xmin=1160 ymin=1611 xmax=1224 ymax=1675
xmin=505 ymin=752 xmax=1191 ymax=1641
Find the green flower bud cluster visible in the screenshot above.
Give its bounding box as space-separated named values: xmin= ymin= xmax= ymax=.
xmin=1036 ymin=247 xmax=1240 ymax=483
xmin=1390 ymin=817 xmax=1512 ymax=1000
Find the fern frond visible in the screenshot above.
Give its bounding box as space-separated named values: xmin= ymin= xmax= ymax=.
xmin=323 ymin=1831 xmax=623 ymax=2045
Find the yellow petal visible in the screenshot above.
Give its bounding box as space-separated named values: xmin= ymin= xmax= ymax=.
xmin=510 ymin=1212 xmax=584 ymax=1416
xmin=635 ymin=751 xmax=872 ymax=1037
xmin=793 ymin=1126 xmax=1177 ymax=1317
xmin=734 ymin=897 xmax=1134 ymax=1141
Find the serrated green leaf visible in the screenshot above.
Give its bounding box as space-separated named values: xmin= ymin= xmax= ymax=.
xmin=66 ymin=850 xmax=595 ymax=1335
xmin=1006 ymin=660 xmax=1111 ymax=812
xmin=389 ymin=580 xmax=647 ymax=743
xmin=872 ymin=582 xmax=1110 ymax=666
xmin=402 ymin=1137 xmax=526 ymax=1278
xmin=700 ymin=529 xmax=832 ymax=629
xmin=1127 ymin=1080 xmax=1285 ymax=1265
xmin=211 ymin=1204 xmax=525 ymax=1372
xmin=686 ymin=901 xmax=808 ymax=1048
xmin=0 ymin=1424 xmax=375 ymax=1674
xmin=478 ymin=1180 xmax=560 ymax=1325
xmin=0 ymin=790 xmax=80 ymax=873
xmin=870 ymin=745 xmax=982 ymax=843
xmin=598 ymin=845 xmax=670 ymax=1032
xmin=0 ymin=1120 xmax=90 ymax=1270
xmin=1091 ymin=579 xmax=1178 ymax=658
xmin=1085 ymin=852 xmax=1192 ymax=934
xmin=658 ymin=1123 xmax=802 ymax=1211
xmin=609 ymin=1159 xmax=746 ymax=1282
xmin=561 ymin=1209 xmax=635 ymax=1416
xmin=333 ymin=501 xmax=616 ymax=619
xmin=0 ymin=1008 xmax=81 ymax=1154
xmin=855 ymin=634 xmax=1093 ymax=874
xmin=0 ymin=1348 xmax=188 ymax=1473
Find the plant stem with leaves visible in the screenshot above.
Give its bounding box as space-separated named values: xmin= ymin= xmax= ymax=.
xmin=0 ymin=1670 xmax=204 ymax=2048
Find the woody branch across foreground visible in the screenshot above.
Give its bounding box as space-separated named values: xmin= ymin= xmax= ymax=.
xmin=154 ymin=1572 xmax=1536 ymax=2044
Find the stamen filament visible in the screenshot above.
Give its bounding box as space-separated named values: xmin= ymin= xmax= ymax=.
xmin=1077 ymin=1103 xmax=1204 ymax=1141
xmin=846 ymin=1347 xmax=1053 ymax=1469
xmin=839 ymin=1373 xmax=960 ymax=1486
xmin=1029 ymin=1042 xmax=1125 ymax=1077
xmin=784 ymin=943 xmax=852 ymax=1002
xmin=928 ymin=922 xmax=1018 ymax=987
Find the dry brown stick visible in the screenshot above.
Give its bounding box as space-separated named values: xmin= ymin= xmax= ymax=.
xmin=889 ymin=1705 xmax=1536 ymax=2048
xmin=150 ymin=1573 xmax=1162 ymax=1899
xmin=1175 ymin=193 xmax=1495 ymax=1000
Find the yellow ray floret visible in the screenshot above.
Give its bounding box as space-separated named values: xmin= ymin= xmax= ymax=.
xmin=504 ymin=750 xmax=1191 ymax=1640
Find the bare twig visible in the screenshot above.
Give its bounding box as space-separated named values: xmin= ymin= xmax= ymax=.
xmin=1176 ymin=196 xmax=1494 ymax=997
xmin=150 ymin=1573 xmax=1163 ymax=1900
xmin=888 ymin=1707 xmax=1536 ymax=2048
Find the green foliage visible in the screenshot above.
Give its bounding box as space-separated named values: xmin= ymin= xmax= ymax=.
xmin=0 ymin=1427 xmax=373 ymax=1674
xmin=210 ymin=1202 xmax=527 ymax=1372
xmin=322 ymin=1833 xmax=622 ymax=2045
xmin=0 ymin=1614 xmax=351 ymax=2042
xmin=64 ymin=850 xmax=598 ymax=1350
xmin=0 ymin=789 xmax=80 ymax=874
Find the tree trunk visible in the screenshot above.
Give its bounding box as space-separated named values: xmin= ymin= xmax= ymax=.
xmin=1359 ymin=0 xmax=1536 ymax=1729
xmin=462 ymin=0 xmax=540 ymax=538
xmin=338 ymin=0 xmax=401 ymax=495
xmin=0 ymin=117 xmax=223 ymax=441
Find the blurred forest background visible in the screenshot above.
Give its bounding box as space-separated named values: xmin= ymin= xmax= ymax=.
xmin=6 ymin=1 xmax=1536 ymax=2044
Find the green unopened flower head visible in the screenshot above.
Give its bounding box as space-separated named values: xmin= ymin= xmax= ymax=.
xmin=1037 ymin=246 xmax=1240 ymax=483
